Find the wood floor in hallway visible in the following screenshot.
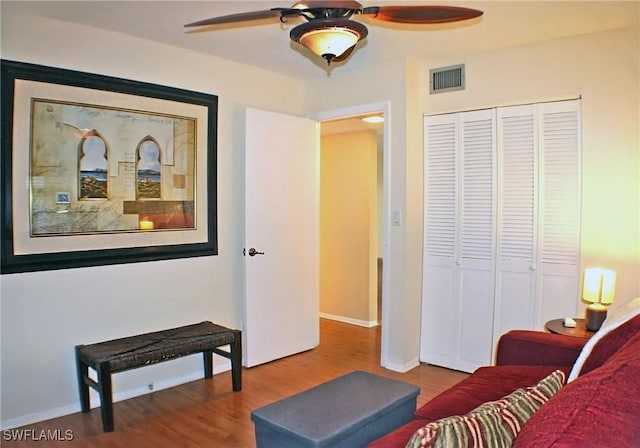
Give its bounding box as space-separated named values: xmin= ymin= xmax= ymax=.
xmin=2 ymin=319 xmax=469 ymax=448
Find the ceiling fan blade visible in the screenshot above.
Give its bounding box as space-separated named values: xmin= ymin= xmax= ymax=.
xmin=185 ymin=9 xmax=286 ymax=28
xmin=361 ymin=5 xmax=483 ymax=24
xmin=291 ymin=0 xmax=363 ymax=8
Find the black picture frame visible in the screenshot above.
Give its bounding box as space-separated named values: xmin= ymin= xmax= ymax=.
xmin=1 ymin=60 xmax=218 ymax=274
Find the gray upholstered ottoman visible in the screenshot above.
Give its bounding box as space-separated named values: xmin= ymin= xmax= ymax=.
xmin=250 ymin=370 xmax=420 ymax=448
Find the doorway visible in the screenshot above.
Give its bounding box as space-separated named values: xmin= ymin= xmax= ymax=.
xmin=319 ymin=113 xmax=384 ymax=328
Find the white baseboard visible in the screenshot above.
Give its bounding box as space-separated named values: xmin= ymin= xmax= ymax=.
xmin=1 ymin=365 xmax=231 ymax=431
xmin=319 ymin=313 xmax=379 ymax=328
xmin=1 ymin=402 xmax=82 ymax=433
xmin=381 ymin=357 xmax=420 ymax=373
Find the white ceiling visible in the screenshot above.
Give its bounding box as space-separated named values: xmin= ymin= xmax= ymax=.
xmin=3 ymin=1 xmax=639 ymax=81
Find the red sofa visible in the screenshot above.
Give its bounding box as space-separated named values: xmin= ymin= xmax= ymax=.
xmin=369 ymin=307 xmax=640 ymax=447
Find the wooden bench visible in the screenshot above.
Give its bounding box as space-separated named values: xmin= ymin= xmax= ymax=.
xmin=75 ymin=321 xmax=242 ymax=432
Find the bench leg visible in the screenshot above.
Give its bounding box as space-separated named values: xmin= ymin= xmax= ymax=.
xmin=97 ymin=363 xmax=115 ymax=432
xmin=75 ymin=346 xmax=90 ymax=413
xmin=203 ymin=351 xmax=213 ymax=378
xmin=231 ymin=330 xmax=242 ymax=392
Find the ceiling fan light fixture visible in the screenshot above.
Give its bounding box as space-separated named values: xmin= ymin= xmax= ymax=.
xmin=186 ymin=2 xmax=484 ymax=69
xmin=290 ymin=19 xmax=368 ymax=64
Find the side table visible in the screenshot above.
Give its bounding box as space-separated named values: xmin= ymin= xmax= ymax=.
xmin=544 ymin=318 xmax=594 ymax=339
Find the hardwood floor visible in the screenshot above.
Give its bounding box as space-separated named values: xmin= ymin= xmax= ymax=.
xmin=2 ymin=319 xmax=468 ymax=447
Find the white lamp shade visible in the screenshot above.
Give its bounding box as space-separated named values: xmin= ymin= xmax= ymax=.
xmin=299 ymin=28 xmax=359 ymax=58
xmin=583 ymin=268 xmax=616 ymax=305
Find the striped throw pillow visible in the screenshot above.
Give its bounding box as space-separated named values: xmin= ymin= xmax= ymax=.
xmin=405 ymin=369 xmax=565 ymax=448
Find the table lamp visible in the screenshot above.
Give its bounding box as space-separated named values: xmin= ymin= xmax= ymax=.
xmin=582 ymin=268 xmax=616 ymax=331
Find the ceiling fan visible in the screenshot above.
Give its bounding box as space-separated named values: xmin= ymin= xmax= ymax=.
xmin=185 ymin=1 xmax=483 ymax=66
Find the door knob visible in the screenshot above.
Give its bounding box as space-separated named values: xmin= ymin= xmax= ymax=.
xmin=246 ymin=247 xmax=265 ymax=257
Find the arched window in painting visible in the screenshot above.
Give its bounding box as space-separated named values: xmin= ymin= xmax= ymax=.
xmin=137 ymin=137 xmax=162 ymax=199
xmin=79 ymin=131 xmax=109 ymax=199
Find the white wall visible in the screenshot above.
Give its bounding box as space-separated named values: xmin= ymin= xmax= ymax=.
xmin=0 ymin=15 xmax=306 ymax=428
xmin=422 ymin=25 xmax=640 ymax=306
xmin=306 ymin=58 xmax=426 ymax=372
xmin=305 ymin=25 xmax=640 ymax=373
xmin=320 ymin=130 xmax=378 ymax=326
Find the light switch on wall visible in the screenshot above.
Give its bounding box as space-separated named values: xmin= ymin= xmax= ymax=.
xmin=392 ymin=210 xmax=402 ymax=227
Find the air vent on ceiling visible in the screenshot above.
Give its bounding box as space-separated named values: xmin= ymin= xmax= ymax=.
xmin=430 ymin=64 xmax=465 ymax=94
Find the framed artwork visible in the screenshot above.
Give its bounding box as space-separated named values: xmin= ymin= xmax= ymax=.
xmin=1 ymin=60 xmax=218 ymax=273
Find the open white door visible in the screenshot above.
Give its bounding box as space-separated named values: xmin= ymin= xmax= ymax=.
xmin=244 ymin=108 xmax=319 ymax=367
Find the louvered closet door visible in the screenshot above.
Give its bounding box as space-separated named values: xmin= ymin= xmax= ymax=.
xmin=536 ymin=100 xmax=581 ymax=325
xmin=457 ymin=110 xmax=496 ymax=372
xmin=421 ymin=110 xmax=495 ymax=372
xmin=494 ymin=100 xmax=581 ymax=343
xmin=421 ymin=113 xmax=458 ymax=369
xmin=494 ymin=104 xmax=539 ymax=339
